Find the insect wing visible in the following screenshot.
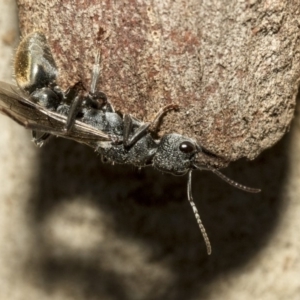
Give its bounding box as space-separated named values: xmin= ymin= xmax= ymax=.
xmin=0 ymin=81 xmax=110 ymax=143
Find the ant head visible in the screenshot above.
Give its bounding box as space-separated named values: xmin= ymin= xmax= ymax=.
xmin=152 ymin=133 xmax=200 ymax=175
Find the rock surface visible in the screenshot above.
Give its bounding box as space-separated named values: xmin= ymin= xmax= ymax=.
xmin=17 ymin=0 xmax=300 ymax=162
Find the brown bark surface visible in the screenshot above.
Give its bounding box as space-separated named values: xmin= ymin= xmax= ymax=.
xmin=17 ymin=0 xmax=300 ymax=165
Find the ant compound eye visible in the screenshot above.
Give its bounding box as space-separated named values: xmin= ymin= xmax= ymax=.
xmin=153 ymin=134 xmax=196 ymax=175
xmin=179 ymin=141 xmax=196 ymax=153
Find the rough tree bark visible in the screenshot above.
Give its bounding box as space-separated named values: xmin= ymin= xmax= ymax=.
xmin=17 ymin=0 xmax=300 ymax=165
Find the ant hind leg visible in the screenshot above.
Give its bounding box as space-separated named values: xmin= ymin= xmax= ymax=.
xmin=122 ymin=104 xmax=178 ymax=148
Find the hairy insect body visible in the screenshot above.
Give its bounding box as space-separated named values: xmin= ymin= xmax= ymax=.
xmin=79 ymin=105 xmax=198 ymax=174
xmin=81 ymin=108 xmax=124 ymax=138
xmin=99 ymin=134 xmax=158 ymax=167
xmin=79 ymin=107 xmax=163 ymax=168
xmin=0 ymin=32 xmax=261 ymax=255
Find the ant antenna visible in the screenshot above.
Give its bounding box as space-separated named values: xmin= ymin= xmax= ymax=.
xmin=90 ymin=52 xmax=101 ymax=94
xmin=204 ymin=164 xmax=261 ymax=193
xmin=188 ymin=161 xmax=260 ymax=254
xmin=187 ymin=170 xmax=212 ymax=255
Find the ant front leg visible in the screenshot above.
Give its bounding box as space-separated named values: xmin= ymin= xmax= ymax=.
xmin=149 ymin=104 xmax=179 ymax=133
xmin=122 ymin=104 xmax=178 ymax=148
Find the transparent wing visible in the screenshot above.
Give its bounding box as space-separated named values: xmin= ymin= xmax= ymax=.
xmin=0 ymin=81 xmax=111 ymax=144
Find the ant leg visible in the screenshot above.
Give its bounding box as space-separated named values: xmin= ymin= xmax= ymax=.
xmin=32 ymin=131 xmax=52 ymax=146
xmin=58 ymin=81 xmax=85 ymax=132
xmin=123 ymin=114 xmax=150 ymax=148
xmin=63 ymin=81 xmax=109 ymax=133
xmin=123 ymin=104 xmax=178 ymax=148
xmin=62 ymin=53 xmax=111 ymax=133
xmin=90 ymin=52 xmax=101 ymax=95
xmin=64 ymin=81 xmax=84 ymax=104
xmin=64 ymin=92 xmax=84 ymax=132
xmin=88 ymin=52 xmax=113 ymax=112
xmin=149 ymin=104 xmax=178 ymax=133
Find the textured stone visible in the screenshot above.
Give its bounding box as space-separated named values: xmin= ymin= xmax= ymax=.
xmin=17 ymin=0 xmax=300 ymax=164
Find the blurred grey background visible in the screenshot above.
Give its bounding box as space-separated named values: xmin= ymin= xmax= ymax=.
xmin=0 ymin=1 xmax=300 ymax=299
